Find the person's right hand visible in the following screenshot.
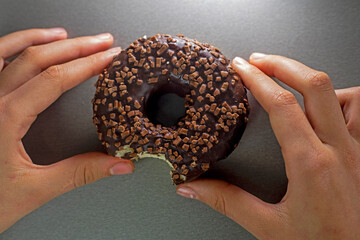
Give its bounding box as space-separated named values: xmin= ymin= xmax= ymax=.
xmin=177 ymin=53 xmax=360 ymax=239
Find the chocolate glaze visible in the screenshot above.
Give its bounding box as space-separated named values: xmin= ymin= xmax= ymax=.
xmin=92 ymin=34 xmax=249 ymax=184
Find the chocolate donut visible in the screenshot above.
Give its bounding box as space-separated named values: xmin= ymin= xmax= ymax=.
xmin=92 ymin=34 xmax=249 ymax=184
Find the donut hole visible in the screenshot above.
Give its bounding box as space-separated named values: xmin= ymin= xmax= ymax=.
xmin=146 ymin=92 xmax=186 ymax=127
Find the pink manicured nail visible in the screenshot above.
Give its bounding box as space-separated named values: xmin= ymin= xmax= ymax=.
xmin=250 ymin=52 xmax=267 ymax=60
xmin=48 ymin=27 xmax=66 ymax=35
xmin=232 ymin=57 xmax=248 ymax=66
xmin=110 ymin=162 xmax=134 ymax=175
xmin=107 ymin=47 xmax=122 ymax=54
xmin=95 ymin=33 xmax=113 ymax=40
xmin=177 ymin=186 xmax=197 ymax=199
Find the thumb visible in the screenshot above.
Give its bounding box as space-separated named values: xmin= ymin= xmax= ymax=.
xmin=38 ymin=152 xmax=134 ymax=200
xmin=177 ymin=179 xmax=281 ymax=239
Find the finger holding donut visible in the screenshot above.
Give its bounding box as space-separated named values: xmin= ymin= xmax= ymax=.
xmin=177 ymin=54 xmax=360 ymax=240
xmin=0 ymin=33 xmax=118 ymax=98
xmin=0 ymin=28 xmax=134 ymax=233
xmin=249 ymin=53 xmax=350 ymax=146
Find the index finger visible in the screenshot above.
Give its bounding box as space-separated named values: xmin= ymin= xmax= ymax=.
xmin=249 ymin=54 xmax=349 ymax=146
xmin=4 ymin=47 xmax=121 ymax=139
xmin=231 ymin=57 xmax=321 ymax=173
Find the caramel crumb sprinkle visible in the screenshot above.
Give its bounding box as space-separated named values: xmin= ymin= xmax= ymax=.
xmin=214 ymin=88 xmax=220 ymax=96
xmin=148 ymin=77 xmax=158 ymax=84
xmin=199 ymin=84 xmax=206 ymax=94
xmin=112 ymin=61 xmax=121 ymax=66
xmin=173 ymin=136 xmax=181 ymax=145
xmin=134 ymin=100 xmax=141 ymax=109
xmin=156 ymin=57 xmax=162 ymax=68
xmin=221 ymin=71 xmax=229 ymax=78
xmin=191 ymin=162 xmax=197 ymax=168
xmin=140 ymin=129 xmax=149 ymax=137
xmin=221 ymin=82 xmax=229 ymax=92
xmin=157 ymin=43 xmax=169 ymax=55
xmin=202 ymin=163 xmax=210 ymax=171
xmin=182 ymin=144 xmax=189 ymax=151
xmin=176 ymin=155 xmax=183 ymax=162
xmin=121 ymin=131 xmax=130 ymax=138
xmin=164 ymin=133 xmax=174 ymax=139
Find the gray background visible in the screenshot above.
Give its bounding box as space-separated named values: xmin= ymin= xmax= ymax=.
xmin=0 ymin=0 xmax=359 ymax=239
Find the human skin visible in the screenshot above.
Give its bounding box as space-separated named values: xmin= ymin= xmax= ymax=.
xmin=177 ymin=54 xmax=360 ymax=239
xmin=0 ymin=28 xmax=134 ymax=233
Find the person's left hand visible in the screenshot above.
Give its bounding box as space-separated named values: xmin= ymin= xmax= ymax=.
xmin=0 ymin=28 xmax=135 ymax=233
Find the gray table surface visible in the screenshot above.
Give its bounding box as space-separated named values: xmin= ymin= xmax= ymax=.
xmin=1 ymin=0 xmax=359 ymax=239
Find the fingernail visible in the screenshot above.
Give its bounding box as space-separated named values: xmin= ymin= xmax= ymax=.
xmin=110 ymin=161 xmax=134 ymax=175
xmin=106 ymin=47 xmax=122 ymax=57
xmin=49 ymin=27 xmax=66 ymax=35
xmin=250 ymin=52 xmax=267 ymax=60
xmin=95 ymin=33 xmax=113 ymax=40
xmin=232 ymin=57 xmax=248 ymax=66
xmin=107 ymin=47 xmax=122 ymax=54
xmin=177 ymin=186 xmax=197 ymax=199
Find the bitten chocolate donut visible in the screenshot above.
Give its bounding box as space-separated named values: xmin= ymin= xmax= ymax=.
xmin=92 ymin=34 xmax=249 ymax=184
